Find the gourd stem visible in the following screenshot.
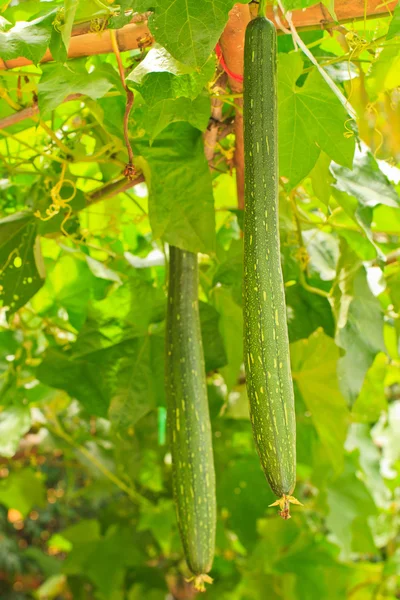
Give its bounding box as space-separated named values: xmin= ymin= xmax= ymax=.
xmin=258 ymin=0 xmax=267 ymax=17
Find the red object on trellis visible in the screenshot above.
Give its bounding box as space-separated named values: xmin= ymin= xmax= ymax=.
xmin=215 ymin=43 xmax=244 ymax=83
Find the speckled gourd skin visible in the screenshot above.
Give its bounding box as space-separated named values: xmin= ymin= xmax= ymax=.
xmin=243 ymin=17 xmax=296 ymax=498
xmin=165 ymin=246 xmax=216 ymax=576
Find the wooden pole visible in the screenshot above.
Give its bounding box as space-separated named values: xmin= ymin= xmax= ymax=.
xmin=0 ymin=21 xmax=150 ymax=70
xmin=0 ymin=0 xmax=396 ymax=71
xmin=220 ymin=4 xmax=251 ymax=210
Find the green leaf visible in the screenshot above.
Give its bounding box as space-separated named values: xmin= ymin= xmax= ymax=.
xmin=148 ymin=0 xmax=236 ymax=68
xmin=137 ymin=499 xmax=178 ymax=555
xmin=335 ymin=265 xmax=386 ymax=405
xmin=0 ymin=11 xmax=54 ymax=64
xmin=145 ymin=94 xmax=210 ymax=141
xmin=0 ymin=468 xmax=46 ymax=517
xmin=331 ymin=147 xmax=400 ymax=210
xmin=212 ymin=285 xmax=243 ymax=391
xmin=0 ymin=212 xmax=45 ymax=314
xmin=217 ymin=457 xmax=275 ymax=547
xmin=291 ymin=329 xmax=349 ymax=472
xmin=61 ymin=0 xmax=80 ymax=50
xmin=274 ymin=535 xmax=348 ymax=599
xmin=279 ymin=53 xmax=355 ymax=188
xmin=367 ymin=44 xmax=400 ymax=98
xmin=64 ymin=525 xmax=142 ymax=597
xmin=38 ymin=59 xmax=115 ymax=114
xmin=332 ymin=189 xmax=384 ymax=260
xmin=49 ymin=24 xmax=68 ymax=62
xmin=310 ymin=152 xmax=334 ymax=205
xmin=346 ymin=423 xmax=391 ymax=509
xmin=36 ymin=348 xmax=110 ymax=417
xmin=387 ymin=3 xmax=400 ymax=40
xmin=0 ymin=405 xmax=31 ymax=458
xmin=351 ymin=353 xmax=388 ymax=423
xmin=31 ymin=253 xmax=97 ymax=330
xmin=37 ymin=277 xmax=166 ymax=419
xmin=286 ymin=284 xmax=334 ymax=342
xmin=134 ymin=123 xmax=216 ymax=254
xmin=73 ymin=277 xmax=165 ymax=353
xmin=37 ymin=335 xmax=164 ymax=420
xmin=326 ymin=456 xmax=377 ymax=558
xmin=127 ymin=45 xmax=215 ymax=104
xmin=303 ymin=230 xmax=339 ymax=281
xmin=108 ymin=333 xmax=166 ymax=432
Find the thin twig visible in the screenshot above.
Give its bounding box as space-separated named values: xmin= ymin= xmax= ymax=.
xmin=110 ymin=29 xmax=135 ymax=169
xmin=87 ymin=174 xmax=145 ymax=205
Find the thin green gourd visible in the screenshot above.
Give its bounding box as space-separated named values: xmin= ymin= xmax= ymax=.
xmin=165 ymin=246 xmax=216 ymax=589
xmin=243 ymin=2 xmax=301 ymax=518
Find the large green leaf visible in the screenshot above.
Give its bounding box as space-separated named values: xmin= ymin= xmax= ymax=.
xmin=331 ymin=147 xmax=400 ymax=210
xmin=134 ymin=123 xmax=216 ymax=254
xmin=279 ymin=53 xmax=355 ymax=188
xmin=63 ymin=525 xmax=142 ymax=597
xmin=38 ymin=60 xmax=115 ymax=114
xmin=387 ymin=3 xmax=400 ymax=40
xmin=326 ymin=456 xmax=378 ymax=558
xmin=351 ymin=353 xmax=388 ymax=423
xmin=335 ymin=265 xmax=386 ymax=405
xmin=346 ymin=423 xmax=391 ymax=509
xmin=291 ymin=329 xmax=349 ymax=472
xmin=37 ymin=276 xmax=166 ymax=419
xmin=141 ymin=94 xmax=211 ymax=141
xmin=212 ymin=285 xmax=243 ymax=391
xmin=31 ymin=253 xmax=98 ymax=330
xmin=72 ymin=277 xmax=166 ymax=354
xmin=60 ymin=0 xmax=80 ymax=50
xmin=127 ymin=45 xmax=215 ymax=104
xmin=0 ymin=11 xmax=54 ymax=64
xmin=0 ymin=212 xmax=45 ymax=314
xmin=148 ymin=0 xmax=236 ymax=68
xmin=37 ymin=335 xmax=163 ymax=420
xmin=286 ymin=284 xmax=334 ymax=342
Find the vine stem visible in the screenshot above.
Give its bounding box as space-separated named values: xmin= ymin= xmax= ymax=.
xmin=110 ymin=29 xmax=135 ymax=166
xmin=47 ymin=417 xmax=152 ymax=507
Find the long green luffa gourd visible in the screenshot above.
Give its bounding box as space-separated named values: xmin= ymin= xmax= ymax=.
xmin=243 ymin=6 xmax=300 ymax=519
xmin=165 ymin=246 xmax=216 ymax=589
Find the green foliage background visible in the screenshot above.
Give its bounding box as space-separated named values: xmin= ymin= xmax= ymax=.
xmin=0 ymin=0 xmax=400 ymax=598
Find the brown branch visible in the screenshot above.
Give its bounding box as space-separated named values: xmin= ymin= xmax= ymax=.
xmin=220 ymin=4 xmax=251 ymax=210
xmin=86 ymin=174 xmax=145 ymax=206
xmin=110 ymin=29 xmax=135 ymax=169
xmin=204 ymin=71 xmax=227 ymax=162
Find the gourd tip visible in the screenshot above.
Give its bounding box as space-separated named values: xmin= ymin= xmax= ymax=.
xmin=269 ymin=494 xmax=303 ymax=519
xmin=187 ymin=573 xmax=213 ymax=592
